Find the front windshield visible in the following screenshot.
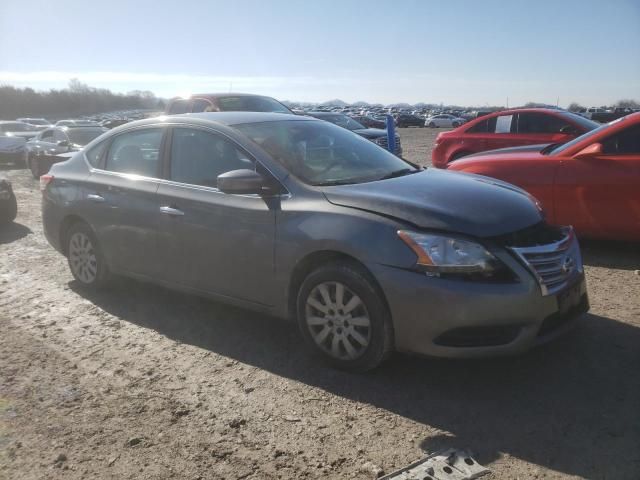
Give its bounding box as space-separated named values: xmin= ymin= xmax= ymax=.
xmin=314 ymin=114 xmax=366 ymax=131
xmin=217 ymin=96 xmax=291 ymax=113
xmin=235 ymin=120 xmax=416 ymax=186
xmin=548 ymin=122 xmax=609 ymax=155
xmin=67 ymin=128 xmax=106 ymax=145
xmin=557 ymin=111 xmax=599 ymax=131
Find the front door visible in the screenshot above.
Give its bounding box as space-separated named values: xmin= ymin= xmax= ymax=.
xmin=156 ymin=126 xmax=276 ymax=306
xmin=555 ymin=124 xmax=640 ymax=240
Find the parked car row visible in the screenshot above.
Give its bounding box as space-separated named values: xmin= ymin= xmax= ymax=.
xmin=444 ymin=112 xmax=640 ymax=242
xmin=9 ymin=93 xmax=638 ymax=371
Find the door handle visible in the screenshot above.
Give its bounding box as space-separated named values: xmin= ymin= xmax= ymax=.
xmin=160 ymin=206 xmax=185 ymax=216
xmin=87 ymin=194 xmax=105 ymax=203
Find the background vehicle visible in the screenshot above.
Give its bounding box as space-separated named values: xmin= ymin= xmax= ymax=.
xmin=350 ymin=115 xmax=386 ymax=129
xmin=42 ymin=112 xmax=586 ymax=371
xmin=394 ymin=114 xmax=424 ymax=128
xmin=55 ymin=119 xmax=101 ymax=127
xmin=0 ymin=178 xmax=17 ymax=225
xmin=166 ymin=93 xmax=293 ymax=115
xmin=425 ymin=114 xmax=466 ymax=128
xmin=101 ymin=118 xmax=130 ymax=129
xmin=432 ymin=108 xmax=599 ymax=167
xmin=16 ymin=118 xmax=52 ymax=130
xmin=306 ymin=111 xmax=402 ymax=155
xmin=26 ymin=125 xmax=107 ymax=178
xmin=447 ymin=113 xmax=640 ymax=241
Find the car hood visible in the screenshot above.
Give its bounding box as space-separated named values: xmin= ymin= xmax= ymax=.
xmin=465 ymin=144 xmax=549 ymax=158
xmin=322 ymin=169 xmax=542 ymax=238
xmin=352 ymin=128 xmax=388 ymax=139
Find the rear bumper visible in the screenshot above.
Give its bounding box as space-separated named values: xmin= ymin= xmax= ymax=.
xmin=369 ymin=259 xmax=588 ymax=358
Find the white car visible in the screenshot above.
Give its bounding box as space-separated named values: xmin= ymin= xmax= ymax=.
xmin=425 ymin=114 xmax=466 ymax=128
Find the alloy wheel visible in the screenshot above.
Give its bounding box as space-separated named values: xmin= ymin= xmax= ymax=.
xmin=69 ymin=232 xmax=98 ymax=284
xmin=304 ymin=281 xmax=371 ymax=360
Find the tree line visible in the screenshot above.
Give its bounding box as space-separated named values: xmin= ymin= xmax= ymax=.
xmin=0 ymin=79 xmax=165 ymax=120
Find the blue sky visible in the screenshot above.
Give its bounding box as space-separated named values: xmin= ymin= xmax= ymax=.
xmin=0 ymin=0 xmax=638 ymax=106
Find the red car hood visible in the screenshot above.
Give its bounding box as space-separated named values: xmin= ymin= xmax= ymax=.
xmin=448 ymin=144 xmax=550 ymax=169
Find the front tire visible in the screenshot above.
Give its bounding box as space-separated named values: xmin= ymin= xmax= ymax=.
xmin=429 ymin=122 xmax=436 ymax=128
xmin=65 ymin=222 xmax=110 ymax=288
xmin=296 ymin=262 xmax=393 ymax=371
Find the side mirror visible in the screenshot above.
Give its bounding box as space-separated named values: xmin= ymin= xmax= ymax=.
xmin=573 ymin=142 xmax=603 ymax=160
xmin=217 ymin=169 xmax=267 ymax=195
xmin=57 ymin=140 xmax=70 ymax=147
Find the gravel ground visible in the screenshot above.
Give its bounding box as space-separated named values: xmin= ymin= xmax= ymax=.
xmin=1 ymin=128 xmax=639 ymax=480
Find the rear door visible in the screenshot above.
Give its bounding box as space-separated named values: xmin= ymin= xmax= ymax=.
xmin=484 ymin=113 xmax=517 ymax=150
xmin=555 ymin=124 xmax=640 ymax=239
xmin=83 ymin=127 xmax=166 ymax=276
xmin=514 ymin=112 xmax=574 ymax=146
xmin=156 ymin=126 xmax=276 ymax=305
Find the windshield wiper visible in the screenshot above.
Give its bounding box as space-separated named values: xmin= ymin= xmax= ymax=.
xmin=312 ymin=179 xmax=359 ymax=187
xmin=377 ymin=168 xmax=420 ymax=181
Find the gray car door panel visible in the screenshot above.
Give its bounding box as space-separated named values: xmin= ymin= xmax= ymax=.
xmin=156 ymin=183 xmax=276 ymax=306
xmin=83 ymin=170 xmax=161 ymax=276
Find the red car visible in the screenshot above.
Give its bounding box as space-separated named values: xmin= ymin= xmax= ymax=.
xmin=447 ymin=113 xmax=640 ymax=241
xmin=432 ymin=108 xmax=599 ymax=168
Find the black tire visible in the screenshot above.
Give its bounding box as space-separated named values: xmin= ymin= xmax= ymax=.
xmin=452 ymin=121 xmax=460 ymax=128
xmin=429 ymin=122 xmax=436 ymax=128
xmin=65 ymin=222 xmax=110 ymax=289
xmin=296 ymin=262 xmax=393 ymax=371
xmin=0 ymin=193 xmax=17 ymax=225
xmin=28 ymin=155 xmax=41 ymax=179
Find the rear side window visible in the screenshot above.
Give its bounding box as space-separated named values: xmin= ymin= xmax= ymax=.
xmin=602 ymin=125 xmax=640 ymax=155
xmin=467 ymin=117 xmax=497 ymax=133
xmin=517 ymin=113 xmax=572 ymax=134
xmin=169 ymin=128 xmax=254 ymax=188
xmin=167 ymin=99 xmax=190 ymax=114
xmin=191 ymin=98 xmax=215 ymax=112
xmin=85 ymin=140 xmax=108 ymax=167
xmin=105 ymin=129 xmax=163 ymax=177
xmin=495 ymin=115 xmax=514 ymax=133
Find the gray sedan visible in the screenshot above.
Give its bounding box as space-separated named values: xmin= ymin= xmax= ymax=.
xmin=41 ymin=112 xmax=588 ymax=370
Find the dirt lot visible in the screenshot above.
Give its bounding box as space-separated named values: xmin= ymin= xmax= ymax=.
xmin=1 ymin=127 xmax=639 ymax=480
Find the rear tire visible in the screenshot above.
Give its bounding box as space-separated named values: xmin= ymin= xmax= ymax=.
xmin=452 ymin=121 xmax=460 ymax=128
xmin=429 ymin=122 xmax=436 ymax=128
xmin=28 ymin=156 xmax=41 ymax=179
xmin=65 ymin=222 xmax=110 ymax=289
xmin=296 ymin=262 xmax=393 ymax=371
xmin=0 ymin=193 xmax=17 ymax=225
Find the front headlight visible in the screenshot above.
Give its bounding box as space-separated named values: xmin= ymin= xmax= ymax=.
xmin=398 ymin=230 xmax=498 ymax=274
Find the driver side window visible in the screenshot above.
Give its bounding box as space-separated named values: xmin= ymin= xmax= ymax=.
xmin=169 ymin=128 xmax=254 ymax=188
xmin=602 ymin=125 xmax=640 ymax=155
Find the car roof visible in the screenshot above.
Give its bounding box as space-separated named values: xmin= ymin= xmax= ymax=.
xmin=130 ymin=112 xmax=314 ymax=128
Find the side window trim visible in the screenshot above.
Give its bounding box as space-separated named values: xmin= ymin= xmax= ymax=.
xmin=163 ymin=124 xmax=287 ymax=194
xmin=164 ymin=125 xmax=258 ymax=190
xmin=99 ymin=126 xmax=168 ymax=179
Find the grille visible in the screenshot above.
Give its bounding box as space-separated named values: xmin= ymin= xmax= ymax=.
xmin=510 ymin=226 xmax=582 ymax=296
xmin=374 ymin=135 xmax=402 ymax=154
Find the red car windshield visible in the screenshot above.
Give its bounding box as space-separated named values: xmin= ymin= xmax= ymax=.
xmin=548 ymin=123 xmax=610 ymax=155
